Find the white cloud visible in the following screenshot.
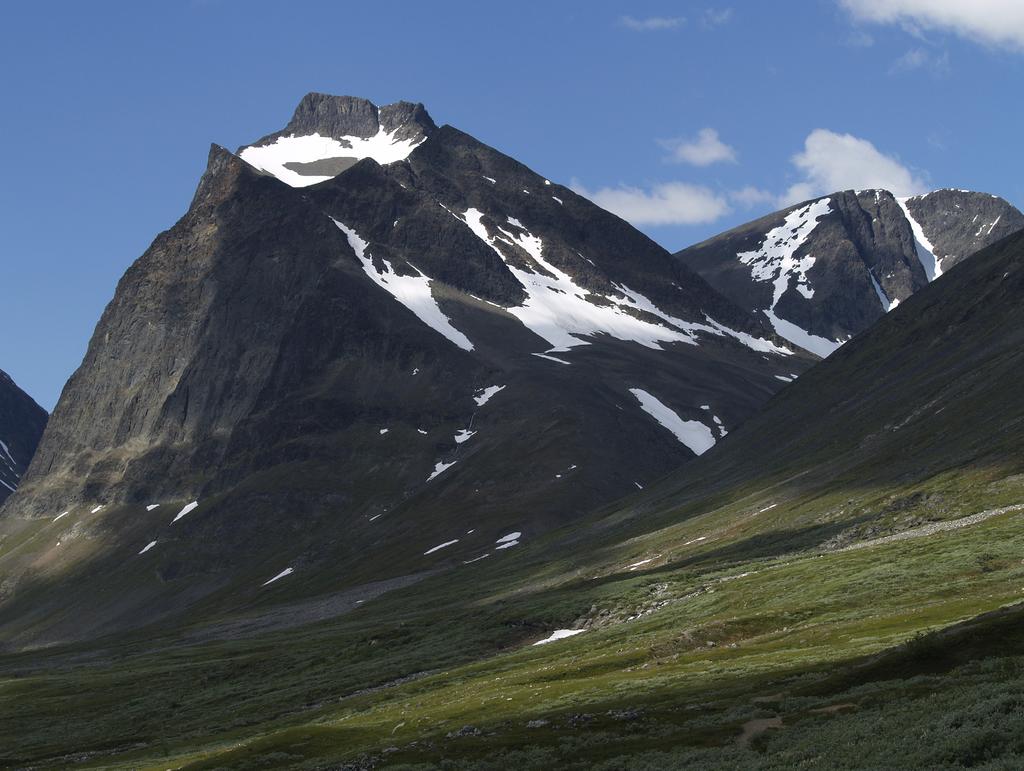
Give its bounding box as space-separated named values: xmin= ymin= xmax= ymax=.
xmin=574 ymin=129 xmax=927 ymax=228
xmin=781 ymin=129 xmax=927 ymax=205
xmin=661 ymin=128 xmax=737 ymax=166
xmin=572 ymin=180 xmax=730 ymax=225
xmin=891 ymin=47 xmax=928 ymax=69
xmin=890 ymin=47 xmax=951 ymax=74
xmin=841 ymin=0 xmax=1024 ymax=51
xmin=701 ymin=8 xmax=734 ymax=28
xmin=620 ymin=15 xmax=686 ymax=31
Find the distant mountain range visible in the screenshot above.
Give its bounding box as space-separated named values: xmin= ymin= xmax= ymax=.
xmin=676 ymin=188 xmax=1023 ymax=356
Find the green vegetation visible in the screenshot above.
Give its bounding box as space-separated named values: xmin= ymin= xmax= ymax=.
xmin=2 ymin=462 xmax=1024 ymax=768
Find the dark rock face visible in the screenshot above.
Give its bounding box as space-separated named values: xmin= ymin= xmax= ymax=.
xmin=21 ymin=145 xmax=406 ymax=511
xmin=0 ymin=370 xmax=47 ymax=503
xmin=0 ymin=94 xmax=811 ymax=643
xmin=787 ymin=191 xmax=926 ymax=342
xmin=902 ymin=189 xmax=1024 ymax=274
xmin=244 ymin=92 xmax=436 ymax=149
xmin=677 ymin=188 xmax=1024 ymax=355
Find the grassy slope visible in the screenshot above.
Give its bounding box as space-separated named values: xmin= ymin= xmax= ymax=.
xmin=2 ymin=232 xmax=1024 ymax=768
xmin=3 ymin=498 xmax=1023 ymax=769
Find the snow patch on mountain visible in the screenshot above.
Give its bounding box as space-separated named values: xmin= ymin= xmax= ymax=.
xmin=455 ymin=208 xmax=789 ymax=356
xmin=627 ymin=558 xmax=655 ymax=570
xmin=262 ymin=567 xmax=294 ymax=586
xmin=534 ymin=629 xmax=585 ymax=645
xmin=868 ymin=271 xmax=900 ymax=312
xmin=0 ymin=440 xmax=17 ymax=468
xmin=427 ymin=460 xmax=457 ymax=482
xmin=473 ymin=385 xmax=505 ymax=406
xmin=332 ymin=218 xmax=474 ymax=351
xmin=711 ymin=413 xmax=727 ymax=437
xmin=532 ymin=353 xmax=571 ymax=364
xmin=764 ymin=310 xmax=840 ymax=358
xmin=629 ymin=388 xmax=716 ymax=455
xmin=738 ymin=199 xmax=830 ymax=294
xmin=0 ymin=437 xmax=25 ymax=493
xmin=424 ymin=539 xmax=459 ymax=555
xmin=976 ymin=215 xmax=1001 ymax=238
xmin=171 ymin=500 xmax=199 ymax=523
xmin=240 ymin=130 xmax=425 ymax=188
xmin=737 ymin=198 xmax=837 ymax=355
xmin=896 ymin=196 xmax=942 ymax=281
xmin=613 ymin=283 xmax=791 ymax=355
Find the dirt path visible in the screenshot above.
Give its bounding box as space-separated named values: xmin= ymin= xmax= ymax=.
xmin=736 ymin=716 xmax=783 ymax=746
xmin=837 ymin=503 xmax=1024 ymax=553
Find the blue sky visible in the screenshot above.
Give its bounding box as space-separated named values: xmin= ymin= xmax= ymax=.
xmin=2 ymin=0 xmax=1022 ymax=409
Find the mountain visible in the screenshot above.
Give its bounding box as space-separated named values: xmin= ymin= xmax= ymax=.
xmin=0 ymin=370 xmax=46 ymax=503
xmin=0 ymin=94 xmax=809 ymax=644
xmin=3 ymin=216 xmax=1024 ymax=769
xmin=676 ymin=188 xmax=1023 ymax=356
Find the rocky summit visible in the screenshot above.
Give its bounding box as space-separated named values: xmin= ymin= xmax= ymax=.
xmin=676 ymin=188 xmax=1023 ymax=356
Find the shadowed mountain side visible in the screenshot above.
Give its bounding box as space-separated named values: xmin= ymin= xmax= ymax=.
xmin=0 ymin=370 xmax=47 ymax=504
xmin=0 ymin=95 xmax=809 ymax=646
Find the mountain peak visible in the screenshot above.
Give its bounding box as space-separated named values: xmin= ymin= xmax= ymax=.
xmin=238 ymin=93 xmax=436 ymax=187
xmin=286 ymin=92 xmax=436 ymax=142
xmin=677 ymin=186 xmax=1024 ymax=357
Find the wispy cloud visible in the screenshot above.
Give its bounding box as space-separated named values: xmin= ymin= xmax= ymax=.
xmin=572 ymin=180 xmax=730 ymax=225
xmin=889 ymin=47 xmax=951 ymax=74
xmin=892 ymin=47 xmax=928 ymax=69
xmin=840 ymin=0 xmax=1024 ymax=51
xmin=620 ymin=15 xmax=686 ymax=31
xmin=660 ymin=128 xmax=737 ymax=166
xmin=926 ymin=130 xmax=948 ymax=151
xmin=701 ymin=8 xmax=734 ymax=29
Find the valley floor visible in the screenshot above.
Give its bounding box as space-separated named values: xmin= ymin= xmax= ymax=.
xmin=3 ymin=461 xmax=1024 ymax=769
